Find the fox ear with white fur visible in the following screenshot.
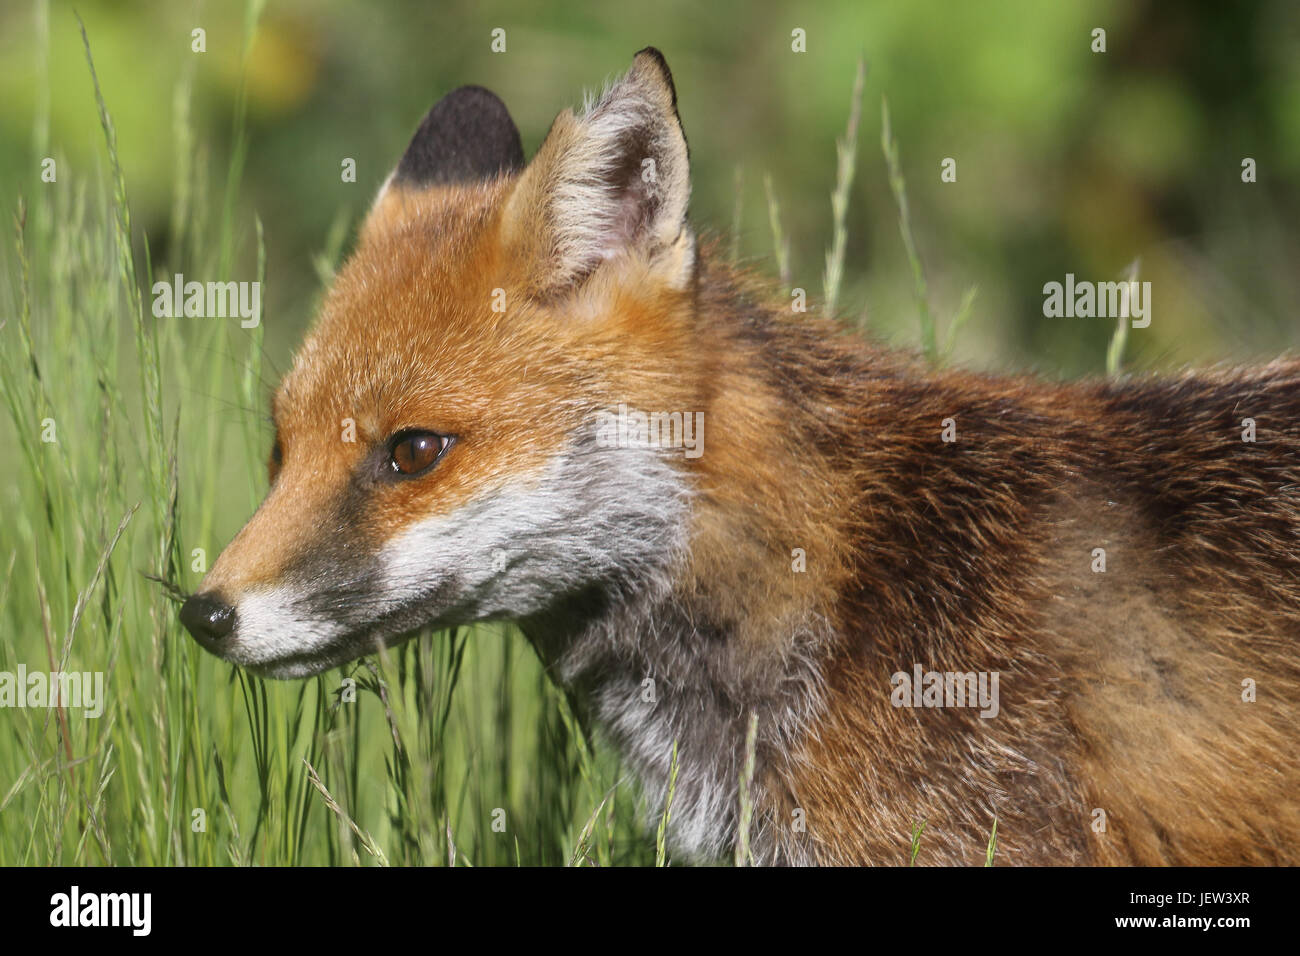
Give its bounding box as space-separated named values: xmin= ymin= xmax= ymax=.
xmin=503 ymin=47 xmax=694 ymax=297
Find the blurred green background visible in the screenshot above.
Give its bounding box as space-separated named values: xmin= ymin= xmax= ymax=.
xmin=3 ymin=0 xmax=1297 ymax=379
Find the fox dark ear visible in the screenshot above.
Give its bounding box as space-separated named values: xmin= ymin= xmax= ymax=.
xmin=392 ymin=86 xmax=524 ymax=187
xmin=502 ymin=48 xmax=694 ymax=297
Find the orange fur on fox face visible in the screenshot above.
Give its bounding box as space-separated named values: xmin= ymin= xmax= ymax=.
xmin=185 ymin=49 xmax=1300 ymax=866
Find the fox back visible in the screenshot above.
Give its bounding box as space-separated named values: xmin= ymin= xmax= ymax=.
xmin=182 ymin=49 xmax=1300 ymax=865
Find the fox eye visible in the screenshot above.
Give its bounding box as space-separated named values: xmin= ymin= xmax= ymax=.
xmin=388 ymin=431 xmax=451 ymax=477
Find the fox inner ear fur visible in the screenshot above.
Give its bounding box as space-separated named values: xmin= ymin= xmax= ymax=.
xmin=503 ymin=47 xmax=695 ymax=297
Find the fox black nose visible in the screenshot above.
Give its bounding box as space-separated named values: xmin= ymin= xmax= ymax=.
xmin=181 ymin=593 xmax=236 ymax=644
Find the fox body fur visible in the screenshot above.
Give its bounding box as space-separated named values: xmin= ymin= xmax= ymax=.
xmin=183 ymin=49 xmax=1300 ymax=865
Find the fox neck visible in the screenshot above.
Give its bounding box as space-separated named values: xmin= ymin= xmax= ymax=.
xmin=520 ymin=254 xmax=859 ymax=864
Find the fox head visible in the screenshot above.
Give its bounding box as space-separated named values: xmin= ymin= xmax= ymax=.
xmin=181 ymin=49 xmax=711 ymax=677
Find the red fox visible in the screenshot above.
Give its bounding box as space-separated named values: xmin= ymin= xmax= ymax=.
xmin=181 ymin=48 xmax=1300 ymax=866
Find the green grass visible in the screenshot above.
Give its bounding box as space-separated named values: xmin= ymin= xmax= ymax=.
xmin=822 ymin=58 xmax=867 ymax=319
xmin=880 ymin=94 xmax=979 ymax=365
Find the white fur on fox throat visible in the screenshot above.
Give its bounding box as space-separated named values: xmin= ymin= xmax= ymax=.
xmin=224 ymin=428 xmax=688 ymax=675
